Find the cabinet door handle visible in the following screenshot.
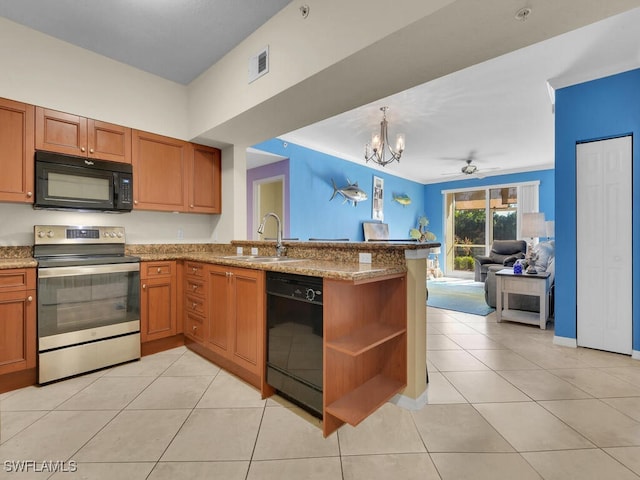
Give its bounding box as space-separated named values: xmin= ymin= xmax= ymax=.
xmin=142 ymin=284 xmax=147 ymax=289
xmin=89 ymin=148 xmax=94 ymax=154
xmin=80 ymin=146 xmax=86 ymax=152
xmin=27 ymin=191 xmax=33 ymax=198
xmin=134 ymin=200 xmax=138 ymax=205
xmin=190 ymin=204 xmax=194 ymax=208
xmin=27 ymin=295 xmax=33 ymax=302
xmin=192 ymin=325 xmax=197 ymax=332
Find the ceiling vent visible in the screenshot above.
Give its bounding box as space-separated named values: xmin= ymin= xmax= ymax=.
xmin=248 ymin=46 xmax=269 ymax=83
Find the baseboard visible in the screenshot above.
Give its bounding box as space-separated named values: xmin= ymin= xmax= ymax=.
xmin=553 ymin=335 xmax=577 ymax=348
xmin=390 ymin=388 xmax=428 ymax=410
xmin=633 ymin=350 xmax=640 ymax=360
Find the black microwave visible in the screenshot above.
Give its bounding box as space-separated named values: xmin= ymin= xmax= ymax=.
xmin=35 ymin=151 xmax=133 ymax=212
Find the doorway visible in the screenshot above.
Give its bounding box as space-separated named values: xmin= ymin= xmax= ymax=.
xmin=576 ymin=135 xmax=632 ymax=355
xmin=253 ymin=176 xmax=285 ymax=240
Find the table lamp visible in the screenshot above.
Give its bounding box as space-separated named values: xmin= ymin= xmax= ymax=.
xmin=521 ymin=212 xmax=546 ymax=273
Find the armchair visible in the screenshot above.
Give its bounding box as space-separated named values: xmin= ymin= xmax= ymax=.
xmin=474 ymin=240 xmax=527 ymax=282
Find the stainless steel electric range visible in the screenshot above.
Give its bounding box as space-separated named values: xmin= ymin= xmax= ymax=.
xmin=34 ymin=225 xmax=141 ymax=384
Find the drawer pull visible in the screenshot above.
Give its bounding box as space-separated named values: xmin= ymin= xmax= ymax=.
xmin=27 ymin=295 xmax=33 ymax=302
xmin=192 ymin=284 xmax=198 ymax=291
xmin=192 ymin=267 xmax=198 ymax=273
xmin=192 ymin=302 xmax=198 ymax=309
xmin=192 ymin=325 xmax=198 ymax=331
xmin=157 ymin=267 xmax=162 ymax=273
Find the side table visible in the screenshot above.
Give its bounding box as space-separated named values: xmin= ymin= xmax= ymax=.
xmin=495 ymin=268 xmax=551 ymax=329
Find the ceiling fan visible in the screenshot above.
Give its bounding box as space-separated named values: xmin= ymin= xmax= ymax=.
xmin=441 ymin=150 xmax=498 ymax=177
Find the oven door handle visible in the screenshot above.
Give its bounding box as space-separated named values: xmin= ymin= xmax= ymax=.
xmin=38 ymin=262 xmax=140 ymax=278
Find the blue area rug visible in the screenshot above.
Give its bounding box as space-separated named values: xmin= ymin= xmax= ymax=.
xmin=427 ymin=280 xmax=495 ymax=316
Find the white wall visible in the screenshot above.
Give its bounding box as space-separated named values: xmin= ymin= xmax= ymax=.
xmin=0 ymin=16 xmax=189 ymax=139
xmin=0 ymin=203 xmax=217 ymax=246
xmin=187 ymin=0 xmax=453 ymax=142
xmin=0 ymin=16 xmax=214 ymax=245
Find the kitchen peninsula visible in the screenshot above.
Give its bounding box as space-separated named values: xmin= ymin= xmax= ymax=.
xmin=0 ymin=240 xmax=435 ymax=437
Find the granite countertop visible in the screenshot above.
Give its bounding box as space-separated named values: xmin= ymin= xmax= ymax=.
xmin=136 ymin=252 xmax=406 ymax=282
xmin=0 ymin=258 xmax=38 ymax=269
xmin=0 ymin=240 xmax=440 ymax=280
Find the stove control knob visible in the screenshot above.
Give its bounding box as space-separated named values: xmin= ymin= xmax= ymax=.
xmin=116 ymin=232 xmax=123 ymax=238
xmin=47 ymin=231 xmax=54 ymax=238
xmin=38 ymin=231 xmax=45 ymax=238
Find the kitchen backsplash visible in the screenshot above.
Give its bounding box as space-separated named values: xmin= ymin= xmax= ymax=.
xmin=0 ymin=203 xmax=218 ymax=246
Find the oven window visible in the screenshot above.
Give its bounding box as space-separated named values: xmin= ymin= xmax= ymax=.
xmin=38 ymin=270 xmax=140 ymax=337
xmin=48 ymin=172 xmax=111 ymax=201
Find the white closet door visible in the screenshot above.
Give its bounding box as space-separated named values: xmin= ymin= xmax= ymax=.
xmin=576 ymin=136 xmax=632 ymax=354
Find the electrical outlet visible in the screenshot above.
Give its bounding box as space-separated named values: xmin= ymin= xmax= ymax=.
xmin=251 ymin=247 xmax=259 ymax=255
xmin=236 ymin=247 xmax=243 ymax=255
xmin=359 ymin=252 xmax=372 ymax=264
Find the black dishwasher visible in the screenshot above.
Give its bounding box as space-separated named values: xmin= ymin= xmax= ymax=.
xmin=266 ymin=272 xmax=323 ymax=417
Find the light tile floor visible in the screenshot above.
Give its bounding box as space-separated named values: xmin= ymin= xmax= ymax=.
xmin=1 ymin=307 xmax=640 ymax=479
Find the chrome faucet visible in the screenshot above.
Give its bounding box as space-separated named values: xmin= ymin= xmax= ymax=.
xmin=257 ymin=212 xmax=286 ymax=257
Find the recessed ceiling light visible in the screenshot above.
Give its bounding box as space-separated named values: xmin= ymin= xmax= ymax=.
xmin=515 ymin=7 xmax=532 ymax=21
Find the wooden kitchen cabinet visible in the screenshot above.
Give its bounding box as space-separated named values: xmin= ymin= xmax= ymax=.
xmin=184 ymin=262 xmax=207 ymax=343
xmin=322 ymin=273 xmax=407 ymax=437
xmin=0 ymin=269 xmax=36 ymax=378
xmin=132 ymin=129 xmax=222 ymax=214
xmin=35 ymin=107 xmax=131 ymax=163
xmin=140 ymin=261 xmax=177 ymax=342
xmin=189 ymin=144 xmax=221 ymax=214
xmin=0 ymin=98 xmax=35 ymax=203
xmin=132 ymin=130 xmax=189 ymax=212
xmin=205 ymin=264 xmax=265 ymax=384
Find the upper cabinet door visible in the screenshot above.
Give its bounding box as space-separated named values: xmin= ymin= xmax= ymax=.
xmin=35 ymin=107 xmax=131 ymax=163
xmin=132 ymin=129 xmax=189 ymax=211
xmin=0 ymin=98 xmax=35 ymax=203
xmin=35 ymin=107 xmax=87 ymax=156
xmin=87 ymin=119 xmax=132 ymax=164
xmin=189 ymin=144 xmax=221 ymax=214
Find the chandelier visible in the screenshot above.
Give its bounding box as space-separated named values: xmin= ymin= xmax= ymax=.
xmin=364 ymin=106 xmax=405 ymax=167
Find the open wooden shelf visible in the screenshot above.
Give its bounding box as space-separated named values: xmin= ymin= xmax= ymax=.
xmin=325 ymin=374 xmax=405 ymax=427
xmin=322 ymin=274 xmax=407 ymax=437
xmin=326 ymin=324 xmax=406 ymax=356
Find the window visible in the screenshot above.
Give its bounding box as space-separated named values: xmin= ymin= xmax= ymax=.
xmin=443 ymin=182 xmax=537 ymax=276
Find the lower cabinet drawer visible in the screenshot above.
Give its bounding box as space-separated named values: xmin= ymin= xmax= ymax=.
xmin=185 ymin=314 xmax=204 ymax=342
xmin=185 ymin=293 xmax=207 ymax=317
xmin=503 ymin=277 xmax=540 ymax=295
xmin=185 ymin=278 xmax=205 ymax=296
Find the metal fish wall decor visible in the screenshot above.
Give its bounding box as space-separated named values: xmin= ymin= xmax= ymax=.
xmin=330 ymin=178 xmax=368 ymax=206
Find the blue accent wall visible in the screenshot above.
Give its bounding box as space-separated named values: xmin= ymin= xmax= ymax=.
xmin=423 ymin=170 xmax=555 ymax=269
xmin=555 ymin=68 xmax=640 ymax=351
xmin=252 ymin=139 xmax=426 ymax=241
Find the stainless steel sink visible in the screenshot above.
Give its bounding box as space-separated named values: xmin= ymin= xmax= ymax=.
xmin=222 ymin=255 xmax=303 ymax=263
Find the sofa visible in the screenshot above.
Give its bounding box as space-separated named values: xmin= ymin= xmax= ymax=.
xmin=484 ymin=240 xmax=555 ymax=312
xmin=473 ymin=240 xmax=527 ymax=282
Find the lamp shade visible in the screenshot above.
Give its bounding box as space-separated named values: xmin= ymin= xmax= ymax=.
xmin=545 ymin=220 xmax=555 ymax=238
xmin=521 ymin=212 xmax=546 ymax=238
